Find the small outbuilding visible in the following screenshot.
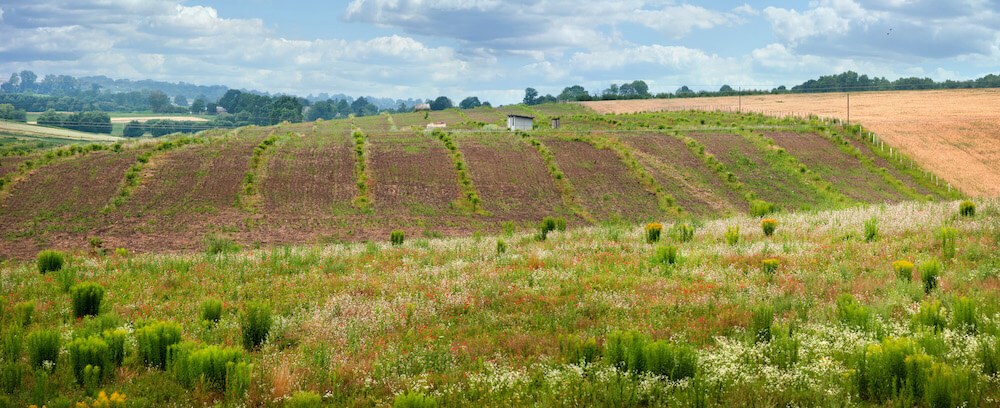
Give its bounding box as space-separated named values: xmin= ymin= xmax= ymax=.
xmin=414 ymin=103 xmax=431 ymax=112
xmin=550 ymin=117 xmax=560 ymax=129
xmin=507 ymin=114 xmax=533 ymax=131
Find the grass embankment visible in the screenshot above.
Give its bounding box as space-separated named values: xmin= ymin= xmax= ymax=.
xmin=1 ymin=199 xmax=998 ymax=407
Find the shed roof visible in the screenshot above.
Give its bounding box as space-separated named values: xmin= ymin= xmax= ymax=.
xmin=507 ymin=114 xmax=534 ymax=119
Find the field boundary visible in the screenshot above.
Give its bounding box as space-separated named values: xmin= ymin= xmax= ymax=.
xmin=518 ymin=131 xmax=593 ymax=222
xmin=240 ymin=131 xmax=284 ymax=211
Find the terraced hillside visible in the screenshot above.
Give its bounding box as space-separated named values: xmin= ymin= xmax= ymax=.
xmin=0 ymin=105 xmax=961 ymax=259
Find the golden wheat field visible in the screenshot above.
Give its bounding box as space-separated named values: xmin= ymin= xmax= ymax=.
xmin=580 ymin=89 xmax=1000 ymax=198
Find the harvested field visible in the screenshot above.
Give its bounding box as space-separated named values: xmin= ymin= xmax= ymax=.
xmin=455 ymin=133 xmax=569 ymax=220
xmin=580 ymin=89 xmax=1000 ymax=197
xmin=542 ymin=137 xmax=661 ymax=221
xmin=765 ymin=131 xmax=911 ymax=203
xmin=619 ymin=133 xmax=745 ymax=214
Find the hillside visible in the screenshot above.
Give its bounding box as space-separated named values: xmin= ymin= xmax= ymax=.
xmin=580 ymin=88 xmax=1000 ymax=198
xmin=0 ymin=104 xmax=960 ymax=259
xmin=1 ymin=198 xmax=998 ymax=406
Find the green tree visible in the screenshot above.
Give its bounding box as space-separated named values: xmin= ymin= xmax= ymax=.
xmin=557 ymin=85 xmax=589 ymax=101
xmin=429 ymin=96 xmax=453 ymax=111
xmin=190 ymin=98 xmax=205 ymax=114
xmin=0 ymin=103 xmax=27 ymax=122
xmin=148 ymin=90 xmax=170 ymax=113
xmin=270 ymin=95 xmax=303 ymax=124
xmin=19 ymin=70 xmax=37 ymax=91
xmin=174 ymin=94 xmax=188 ymax=106
xmin=523 ymin=88 xmax=538 ymax=105
xmin=306 ymin=100 xmax=335 ymax=121
xmin=458 ymin=96 xmax=481 ymax=109
xmin=217 ymin=89 xmax=242 ymax=113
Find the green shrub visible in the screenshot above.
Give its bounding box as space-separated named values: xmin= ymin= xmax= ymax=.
xmin=555 ymin=217 xmax=567 ymax=232
xmin=855 ymin=337 xmax=920 ymax=402
xmin=136 ymin=321 xmax=182 ymax=370
xmin=70 ymin=282 xmax=105 ymax=318
xmin=644 ymin=340 xmax=697 ymax=380
xmin=393 ymin=392 xmax=439 ymax=408
xmin=651 ymin=244 xmax=678 ymax=266
xmin=979 ymin=337 xmax=1000 ymax=376
xmin=761 ymin=258 xmax=779 ymax=275
xmin=674 ymin=223 xmax=695 ymax=242
xmin=938 ymin=227 xmax=957 ymax=259
xmin=226 ymin=361 xmax=253 ymax=402
xmin=171 ymin=343 xmax=246 ymax=390
xmin=14 ymin=300 xmax=34 ymax=327
xmin=55 ymin=266 xmax=77 ymax=293
xmin=864 ymin=217 xmax=879 ymax=242
xmin=538 ymin=216 xmax=558 ymax=240
xmin=495 ymin=239 xmax=507 ymax=255
xmin=241 ymin=302 xmax=272 ymax=350
xmin=1 ymin=328 xmax=22 ymax=362
xmin=959 ymin=201 xmax=975 ymax=217
xmin=604 ymin=331 xmax=647 ymax=373
xmin=67 ymin=336 xmax=109 ymax=385
xmin=286 ymin=391 xmax=322 ymax=408
xmin=200 ymin=299 xmax=223 ymax=323
xmin=560 ymin=335 xmax=601 ymax=365
xmin=725 ymin=226 xmax=739 ymax=246
xmin=761 ymin=218 xmax=777 ymax=236
xmin=36 ymin=250 xmax=64 ymax=274
xmin=103 ymin=329 xmax=127 ymax=367
xmin=749 ymin=200 xmax=776 ymax=217
xmin=204 ymin=235 xmax=239 ymax=255
xmin=27 ymin=329 xmax=60 ymax=369
xmin=390 ymin=230 xmax=405 ymax=245
xmin=950 ymin=297 xmax=977 ymax=334
xmin=0 ymin=362 xmax=23 ymax=395
xmin=920 ymin=259 xmax=941 ymax=293
xmin=892 ymin=260 xmax=914 ymax=281
xmin=645 ymin=222 xmax=663 ymax=244
xmin=750 ymin=305 xmax=774 ymax=343
xmin=914 ymin=300 xmax=946 ymax=332
xmin=836 ymin=294 xmax=871 ymax=330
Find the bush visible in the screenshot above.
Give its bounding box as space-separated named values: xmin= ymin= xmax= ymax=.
xmin=651 ymin=244 xmax=678 ymax=266
xmin=241 ymin=302 xmax=272 ymax=350
xmin=555 ymin=217 xmax=567 ymax=232
xmin=892 ymin=260 xmax=914 ymax=281
xmin=855 ymin=337 xmax=921 ymax=402
xmin=674 ymin=223 xmax=695 ymax=242
xmin=725 ymin=226 xmax=740 ymax=246
xmin=959 ymin=201 xmax=976 ymax=217
xmin=390 ymin=230 xmax=405 ymax=246
xmin=750 ymin=305 xmax=774 ymax=343
xmin=538 ymin=216 xmax=558 ymax=240
xmin=226 ymin=361 xmax=253 ymax=401
xmin=200 ymin=299 xmax=223 ymax=323
xmin=56 ymin=266 xmax=77 ymax=293
xmin=560 ymin=335 xmax=601 ymax=365
xmin=286 ymin=391 xmax=322 ymax=408
xmin=204 ymin=235 xmax=239 ymax=255
xmin=70 ymin=282 xmax=105 ymax=318
xmin=1 ymin=328 xmax=22 ymax=362
xmin=495 ymin=239 xmax=507 ymax=255
xmin=938 ymin=227 xmax=957 ymax=259
xmin=864 ymin=217 xmax=879 ymax=242
xmin=836 ymin=294 xmax=871 ymax=330
xmin=749 ymin=200 xmax=776 ymax=217
xmin=761 ymin=218 xmax=777 ymax=236
xmin=920 ymin=259 xmax=941 ymax=293
xmin=67 ymin=336 xmax=109 ymax=385
xmin=170 ymin=343 xmax=247 ymax=390
xmin=393 ymin=392 xmax=439 ymax=408
xmin=645 ymin=222 xmax=663 ymax=244
xmin=136 ymin=321 xmax=183 ymax=369
xmin=644 ymin=340 xmax=698 ymax=380
xmin=914 ymin=300 xmax=946 ymax=332
xmin=950 ymin=296 xmax=977 ymax=334
xmin=36 ymin=250 xmax=65 ymax=274
xmin=27 ymin=330 xmax=61 ymax=369
xmin=14 ymin=300 xmax=34 ymax=327
xmin=103 ymin=329 xmax=127 ymax=367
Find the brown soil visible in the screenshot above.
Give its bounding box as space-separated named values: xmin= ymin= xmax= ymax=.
xmin=0 ymin=155 xmax=29 ymax=180
xmin=542 ymin=137 xmax=662 ymax=222
xmin=580 ymin=89 xmax=1000 ymax=197
xmin=764 ymin=131 xmax=909 ymax=203
xmin=260 ymin=132 xmax=356 ymax=218
xmin=843 ymin=137 xmax=936 ymax=197
xmin=455 ymin=134 xmax=568 ymax=220
xmin=619 ymin=133 xmax=745 ymax=214
xmin=369 ymin=133 xmax=464 ymax=223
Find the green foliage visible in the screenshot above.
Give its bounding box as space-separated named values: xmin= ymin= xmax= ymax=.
xmin=761 ymin=258 xmax=779 ymax=275
xmin=892 ymin=260 xmax=914 ymax=281
xmin=393 ymin=392 xmax=439 ymax=408
xmin=854 ymin=337 xmax=921 ymax=402
xmin=27 ymin=330 xmax=61 ymax=369
xmin=914 ymin=300 xmax=946 ymax=332
xmin=14 ymin=300 xmax=34 ymax=327
xmin=55 ymin=265 xmax=76 ymax=292
xmin=103 ymin=329 xmax=127 ymax=367
xmin=979 ymin=337 xmax=1000 ymax=376
xmin=761 ymin=218 xmax=777 ymax=236
xmin=725 ymin=226 xmax=740 ymax=246
xmin=70 ymin=282 xmax=105 ymax=318
xmin=241 ymin=302 xmax=272 ymax=350
xmin=390 ymin=230 xmax=405 ymax=246
xmin=645 ymin=222 xmax=662 ymax=244
xmin=674 ymin=223 xmax=695 ymax=242
xmin=67 ymin=336 xmax=109 ymax=385
xmin=836 ymin=294 xmax=871 ymax=330
xmin=538 ymin=216 xmax=558 ymax=240
xmin=495 ymin=239 xmax=507 ymax=255
xmin=937 ymin=227 xmax=957 ymax=259
xmin=36 ymin=250 xmax=64 ymax=274
xmin=950 ymin=297 xmax=977 ymax=334
xmin=560 ymin=336 xmax=601 ymax=365
xmin=286 ymin=391 xmax=322 ymax=408
xmin=200 ymin=299 xmax=223 ymax=323
xmin=555 ymin=217 xmax=567 ymax=232
xmin=170 ymin=343 xmax=247 ymax=390
xmin=959 ymin=201 xmax=976 ymax=217
xmin=651 ymin=244 xmax=679 ymax=266
xmin=920 ymin=259 xmax=941 ymax=293
xmin=749 ymin=200 xmax=777 ymax=217
xmin=204 ymin=234 xmax=240 ymax=255
xmin=1 ymin=327 xmax=23 ymax=362
xmin=0 ymin=362 xmax=23 ymax=395
xmin=604 ymin=331 xmax=697 ymax=380
xmin=750 ymin=305 xmax=774 ymax=343
xmin=136 ymin=321 xmax=183 ymax=370
xmin=226 ymin=361 xmax=252 ymax=402
xmin=864 ymin=217 xmax=879 ymax=242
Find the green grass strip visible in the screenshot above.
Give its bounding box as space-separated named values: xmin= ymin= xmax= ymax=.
xmin=351 ymin=130 xmax=371 ymax=210
xmin=736 ymin=129 xmax=851 ymax=209
xmin=432 ymin=130 xmax=487 ymax=215
xmin=240 ymin=131 xmax=285 ymax=211
xmin=671 ymin=132 xmax=755 ymax=207
xmin=820 ymin=129 xmax=928 ymax=202
xmin=383 ymin=112 xmax=398 ymax=131
xmin=102 ymin=135 xmax=207 ymax=213
xmin=517 ymin=131 xmax=593 ymax=222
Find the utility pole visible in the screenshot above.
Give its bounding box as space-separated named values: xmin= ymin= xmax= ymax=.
xmin=846 ymin=93 xmax=850 ymax=125
xmin=738 ymin=87 xmax=742 ymax=112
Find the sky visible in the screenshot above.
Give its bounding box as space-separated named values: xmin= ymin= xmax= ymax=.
xmin=1 ymin=0 xmax=999 ymax=104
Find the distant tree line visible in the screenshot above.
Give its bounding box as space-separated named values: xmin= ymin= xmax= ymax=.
xmin=36 ymin=110 xmax=112 ymax=134
xmin=0 ymin=104 xmax=27 ymax=122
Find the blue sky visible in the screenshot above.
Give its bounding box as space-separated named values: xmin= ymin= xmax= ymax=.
xmin=1 ymin=0 xmax=998 ymax=104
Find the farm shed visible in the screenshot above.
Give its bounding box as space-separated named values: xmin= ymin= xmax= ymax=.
xmin=507 ymin=114 xmax=533 ymax=131
xmin=414 ymin=103 xmax=431 ymax=111
xmin=551 ymin=117 xmax=560 ymax=129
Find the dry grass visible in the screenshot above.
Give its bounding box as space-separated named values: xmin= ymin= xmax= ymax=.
xmin=580 ymin=88 xmax=1000 ymax=198
xmin=0 ymin=120 xmax=123 ymax=141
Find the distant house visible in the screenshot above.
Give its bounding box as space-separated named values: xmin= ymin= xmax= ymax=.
xmin=216 ymin=106 xmax=228 ymax=114
xmin=426 ymin=122 xmax=447 ymax=129
xmin=507 ymin=114 xmax=533 ymax=131
xmin=414 ymin=103 xmax=431 ymax=112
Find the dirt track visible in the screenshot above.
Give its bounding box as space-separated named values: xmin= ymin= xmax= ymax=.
xmin=580 ymin=89 xmax=1000 ymax=198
